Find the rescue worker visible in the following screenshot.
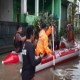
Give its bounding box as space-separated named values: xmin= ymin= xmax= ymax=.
xmin=35 ymin=23 xmax=53 ymax=56
xmin=46 ymin=26 xmax=52 ymax=36
xmin=46 ymin=26 xmax=53 ymax=49
xmin=21 ymin=26 xmax=43 ymax=80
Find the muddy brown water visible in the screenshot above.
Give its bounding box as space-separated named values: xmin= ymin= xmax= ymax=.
xmin=0 ymin=51 xmax=80 ymax=80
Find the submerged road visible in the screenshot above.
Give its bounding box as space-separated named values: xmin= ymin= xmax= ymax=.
xmin=0 ymin=51 xmax=80 ymax=80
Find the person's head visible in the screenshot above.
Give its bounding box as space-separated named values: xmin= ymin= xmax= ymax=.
xmin=67 ymin=24 xmax=72 ymax=31
xmin=41 ymin=22 xmax=47 ymax=31
xmin=17 ymin=25 xmax=22 ymax=33
xmin=26 ymin=25 xmax=35 ymax=42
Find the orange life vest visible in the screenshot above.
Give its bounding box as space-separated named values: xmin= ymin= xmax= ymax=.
xmin=46 ymin=26 xmax=52 ymax=36
xmin=35 ymin=29 xmax=52 ymax=56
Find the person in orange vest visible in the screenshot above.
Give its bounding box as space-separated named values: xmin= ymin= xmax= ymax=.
xmin=35 ymin=23 xmax=53 ymax=56
xmin=46 ymin=26 xmax=52 ymax=36
xmin=46 ymin=26 xmax=53 ymax=49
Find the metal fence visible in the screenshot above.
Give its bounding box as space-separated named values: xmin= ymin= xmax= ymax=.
xmin=0 ymin=21 xmax=27 ymax=54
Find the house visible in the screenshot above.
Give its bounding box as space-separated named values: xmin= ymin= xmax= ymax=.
xmin=0 ymin=0 xmax=79 ymax=54
xmin=0 ymin=0 xmax=78 ymax=32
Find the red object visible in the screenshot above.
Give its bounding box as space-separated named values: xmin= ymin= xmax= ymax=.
xmin=59 ymin=42 xmax=66 ymax=49
xmin=31 ymin=77 xmax=35 ymax=80
xmin=2 ymin=52 xmax=19 ymax=64
xmin=41 ymin=55 xmax=53 ymax=64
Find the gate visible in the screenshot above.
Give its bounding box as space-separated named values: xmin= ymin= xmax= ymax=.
xmin=0 ymin=21 xmax=27 ymax=54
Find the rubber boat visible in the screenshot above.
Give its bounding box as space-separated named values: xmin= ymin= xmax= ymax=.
xmin=36 ymin=47 xmax=80 ymax=72
xmin=2 ymin=46 xmax=80 ymax=72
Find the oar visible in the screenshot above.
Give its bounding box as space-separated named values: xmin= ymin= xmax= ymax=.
xmin=52 ymin=25 xmax=55 ymax=69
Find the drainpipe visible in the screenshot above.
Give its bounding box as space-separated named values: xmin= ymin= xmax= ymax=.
xmin=35 ymin=0 xmax=39 ymax=16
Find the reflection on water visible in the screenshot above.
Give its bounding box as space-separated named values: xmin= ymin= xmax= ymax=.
xmin=50 ymin=55 xmax=80 ymax=80
xmin=50 ymin=67 xmax=80 ymax=80
xmin=50 ymin=68 xmax=68 ymax=80
xmin=0 ymin=52 xmax=80 ymax=80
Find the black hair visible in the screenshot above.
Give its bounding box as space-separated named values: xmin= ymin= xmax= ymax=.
xmin=26 ymin=25 xmax=34 ymax=39
xmin=17 ymin=24 xmax=22 ymax=30
xmin=41 ymin=22 xmax=47 ymax=29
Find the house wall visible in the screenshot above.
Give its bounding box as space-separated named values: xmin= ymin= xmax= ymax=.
xmin=13 ymin=0 xmax=21 ymax=22
xmin=39 ymin=0 xmax=52 ymax=13
xmin=79 ymin=2 xmax=80 ymax=13
xmin=54 ymin=0 xmax=61 ymax=34
xmin=54 ymin=0 xmax=61 ymax=19
xmin=61 ymin=5 xmax=67 ymax=27
xmin=0 ymin=0 xmax=13 ymax=22
xmin=26 ymin=0 xmax=52 ymax=25
xmin=27 ymin=0 xmax=35 ymax=14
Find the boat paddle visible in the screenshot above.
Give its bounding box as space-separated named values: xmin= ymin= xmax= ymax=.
xmin=52 ymin=25 xmax=55 ymax=70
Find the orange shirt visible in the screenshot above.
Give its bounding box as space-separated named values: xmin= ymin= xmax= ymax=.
xmin=46 ymin=26 xmax=52 ymax=36
xmin=35 ymin=29 xmax=52 ymax=56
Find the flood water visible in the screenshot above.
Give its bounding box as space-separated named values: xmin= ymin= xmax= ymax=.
xmin=0 ymin=51 xmax=80 ymax=80
xmin=0 ymin=37 xmax=80 ymax=80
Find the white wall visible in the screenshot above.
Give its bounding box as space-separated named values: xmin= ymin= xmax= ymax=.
xmin=79 ymin=2 xmax=80 ymax=13
xmin=21 ymin=0 xmax=27 ymax=14
xmin=75 ymin=0 xmax=80 ymax=14
xmin=0 ymin=0 xmax=13 ymax=22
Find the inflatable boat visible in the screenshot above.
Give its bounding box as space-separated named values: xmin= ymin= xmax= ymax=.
xmin=36 ymin=47 xmax=79 ymax=72
xmin=2 ymin=47 xmax=80 ymax=72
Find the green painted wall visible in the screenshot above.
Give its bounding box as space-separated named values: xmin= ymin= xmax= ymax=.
xmin=25 ymin=0 xmax=35 ymax=24
xmin=21 ymin=14 xmax=26 ymax=23
xmin=27 ymin=0 xmax=35 ymax=15
xmin=13 ymin=0 xmax=62 ymax=28
xmin=54 ymin=0 xmax=61 ymax=34
xmin=54 ymin=0 xmax=61 ymax=20
xmin=13 ymin=0 xmax=52 ymax=23
xmin=26 ymin=0 xmax=52 ymax=25
xmin=13 ymin=0 xmax=17 ymax=22
xmin=39 ymin=0 xmax=52 ymax=13
xmin=13 ymin=0 xmax=21 ymax=22
xmin=22 ymin=0 xmax=35 ymax=23
xmin=26 ymin=15 xmax=38 ymax=25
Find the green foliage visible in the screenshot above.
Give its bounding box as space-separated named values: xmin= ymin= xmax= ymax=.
xmin=34 ymin=12 xmax=57 ymax=27
xmin=59 ymin=26 xmax=67 ymax=39
xmin=33 ymin=12 xmax=57 ymax=38
xmin=74 ymin=27 xmax=80 ymax=34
